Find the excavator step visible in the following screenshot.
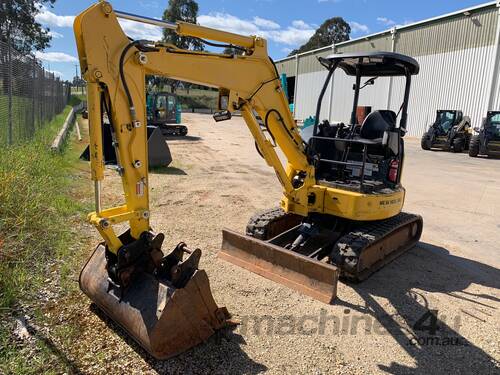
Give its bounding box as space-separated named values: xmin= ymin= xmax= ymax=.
xmin=220 ymin=229 xmax=339 ymax=304
xmin=80 ymin=244 xmax=229 ymax=360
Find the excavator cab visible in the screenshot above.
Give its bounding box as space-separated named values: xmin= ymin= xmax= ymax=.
xmin=306 ymin=53 xmax=416 ymax=193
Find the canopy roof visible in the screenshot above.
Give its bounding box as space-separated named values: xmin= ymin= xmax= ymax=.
xmin=319 ymin=51 xmax=419 ymax=76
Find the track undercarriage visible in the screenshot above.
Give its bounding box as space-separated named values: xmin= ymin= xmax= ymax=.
xmin=249 ymin=207 xmax=422 ymax=280
xmin=220 ymin=207 xmax=422 ymax=303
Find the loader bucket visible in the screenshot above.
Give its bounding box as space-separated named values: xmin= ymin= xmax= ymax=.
xmin=219 ymin=229 xmax=339 ymax=304
xmin=80 ymin=244 xmax=229 ymax=360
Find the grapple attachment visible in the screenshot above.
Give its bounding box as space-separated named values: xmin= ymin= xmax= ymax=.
xmin=80 ymin=241 xmax=229 ymax=360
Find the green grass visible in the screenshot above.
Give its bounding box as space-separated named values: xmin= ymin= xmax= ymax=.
xmin=0 ymin=101 xmax=90 ymax=374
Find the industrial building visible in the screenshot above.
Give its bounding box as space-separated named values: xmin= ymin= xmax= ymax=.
xmin=276 ymin=1 xmax=500 ymax=136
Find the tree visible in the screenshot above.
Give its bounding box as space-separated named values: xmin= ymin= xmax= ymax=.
xmin=163 ymin=0 xmax=203 ymax=50
xmin=288 ymin=17 xmax=350 ymax=56
xmin=162 ymin=0 xmax=204 ymax=93
xmin=0 ymin=0 xmax=55 ymax=54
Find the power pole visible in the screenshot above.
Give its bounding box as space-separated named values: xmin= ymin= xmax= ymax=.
xmin=75 ymin=64 xmax=79 ymax=93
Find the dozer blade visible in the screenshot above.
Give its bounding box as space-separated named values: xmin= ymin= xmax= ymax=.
xmin=219 ymin=229 xmax=339 ymax=304
xmin=79 ymin=244 xmax=228 ymax=360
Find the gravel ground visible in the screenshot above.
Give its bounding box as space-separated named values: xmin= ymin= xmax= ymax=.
xmin=32 ymin=114 xmax=499 ymax=374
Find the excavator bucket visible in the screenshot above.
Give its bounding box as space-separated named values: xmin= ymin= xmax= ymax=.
xmin=219 ymin=229 xmax=339 ymax=304
xmin=79 ymin=243 xmax=229 ymax=360
xmin=80 ymin=123 xmax=172 ymax=168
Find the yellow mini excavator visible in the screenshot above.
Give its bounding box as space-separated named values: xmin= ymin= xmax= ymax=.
xmin=75 ymin=1 xmax=422 ymax=360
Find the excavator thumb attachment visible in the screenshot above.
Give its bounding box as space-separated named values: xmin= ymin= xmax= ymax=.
xmin=219 ymin=229 xmax=339 ymax=304
xmin=80 ymin=243 xmax=229 ymax=360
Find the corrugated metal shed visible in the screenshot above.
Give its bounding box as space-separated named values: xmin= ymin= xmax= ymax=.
xmin=297 ymin=49 xmax=333 ymax=74
xmin=337 ymin=33 xmax=393 ymax=53
xmin=396 ymin=6 xmax=498 ymax=56
xmin=275 ymin=1 xmax=500 ymax=137
xmin=275 ymin=57 xmax=295 ymax=77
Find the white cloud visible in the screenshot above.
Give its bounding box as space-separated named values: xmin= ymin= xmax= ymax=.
xmin=198 ymin=13 xmax=261 ymax=36
xmin=48 ymin=30 xmax=64 ymax=39
xmin=36 ymin=6 xmax=163 ymax=41
xmin=47 ymin=70 xmax=64 ymax=78
xmin=34 ymin=6 xmax=314 ymax=48
xmin=198 ymin=13 xmax=314 ymax=46
xmin=377 ymin=17 xmax=396 ymax=26
xmin=281 ymin=47 xmax=293 ymax=54
xmin=118 ymin=19 xmax=163 ymax=40
xmin=292 ymin=20 xmax=311 ymax=30
xmin=35 ymin=51 xmax=78 ymax=63
xmin=35 ymin=7 xmax=75 ymax=27
xmin=396 ymin=19 xmax=414 ymax=28
xmin=253 ymin=16 xmax=280 ymax=30
xmin=267 ymin=27 xmax=314 ymax=46
xmin=349 ymin=21 xmax=370 ymax=34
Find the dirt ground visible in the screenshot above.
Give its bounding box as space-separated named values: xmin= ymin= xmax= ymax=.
xmin=61 ymin=114 xmax=499 ymax=374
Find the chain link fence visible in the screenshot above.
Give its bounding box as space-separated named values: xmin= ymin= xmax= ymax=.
xmin=0 ymin=40 xmax=71 ymax=146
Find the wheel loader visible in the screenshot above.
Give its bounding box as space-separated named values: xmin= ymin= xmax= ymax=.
xmin=74 ymin=2 xmax=422 ymax=360
xmin=469 ymin=111 xmax=500 ymax=157
xmin=421 ymin=110 xmax=471 ymax=152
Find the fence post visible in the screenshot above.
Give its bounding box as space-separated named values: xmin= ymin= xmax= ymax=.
xmin=41 ymin=68 xmax=45 ymax=123
xmin=31 ymin=57 xmax=36 ymax=134
xmin=7 ymin=35 xmax=13 ymax=145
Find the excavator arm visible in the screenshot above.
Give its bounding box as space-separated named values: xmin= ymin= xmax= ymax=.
xmin=74 ymin=1 xmax=314 ymax=254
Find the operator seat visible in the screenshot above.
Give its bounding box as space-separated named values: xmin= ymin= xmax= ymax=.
xmin=359 ymin=110 xmax=397 ymax=140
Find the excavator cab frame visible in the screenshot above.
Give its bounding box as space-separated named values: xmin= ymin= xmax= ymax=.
xmin=304 ymin=52 xmax=417 ymax=194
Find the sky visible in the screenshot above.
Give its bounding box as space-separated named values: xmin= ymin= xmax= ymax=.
xmin=34 ymin=0 xmax=491 ymax=80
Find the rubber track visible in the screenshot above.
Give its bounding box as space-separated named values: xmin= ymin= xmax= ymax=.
xmin=332 ymin=212 xmax=422 ymax=280
xmin=246 ymin=207 xmax=299 ymax=240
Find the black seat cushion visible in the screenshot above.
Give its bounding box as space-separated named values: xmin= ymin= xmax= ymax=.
xmin=360 ymin=110 xmax=397 ymax=139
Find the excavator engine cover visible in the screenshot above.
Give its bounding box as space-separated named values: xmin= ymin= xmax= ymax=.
xmin=79 ymin=242 xmax=229 ymax=360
